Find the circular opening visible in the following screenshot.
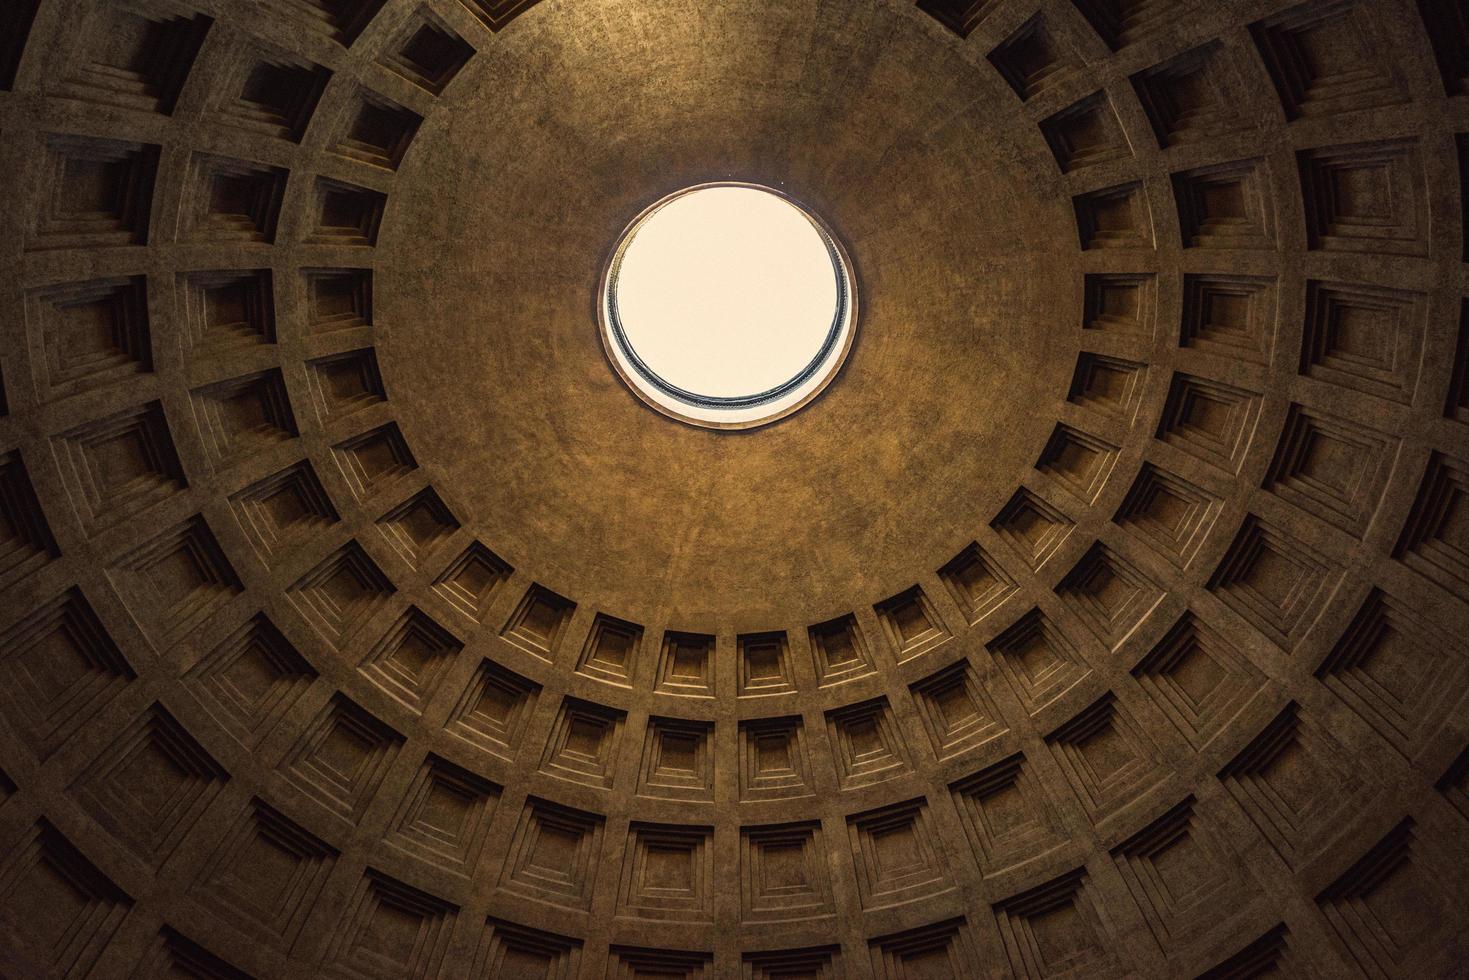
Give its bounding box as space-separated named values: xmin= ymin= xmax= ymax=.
xmin=600 ymin=183 xmax=857 ymax=429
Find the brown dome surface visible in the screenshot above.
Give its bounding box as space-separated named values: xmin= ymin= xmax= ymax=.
xmin=1 ymin=0 xmax=1468 ymax=977
xmin=381 ymin=0 xmax=1075 ymax=625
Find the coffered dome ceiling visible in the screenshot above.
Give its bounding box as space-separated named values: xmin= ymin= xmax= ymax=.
xmin=1 ymin=0 xmax=1467 ymax=976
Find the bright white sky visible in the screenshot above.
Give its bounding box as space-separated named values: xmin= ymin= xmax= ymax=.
xmin=614 ymin=186 xmax=840 ymax=399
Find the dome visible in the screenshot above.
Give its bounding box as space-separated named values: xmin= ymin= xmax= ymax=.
xmin=0 ymin=0 xmax=1466 ymax=976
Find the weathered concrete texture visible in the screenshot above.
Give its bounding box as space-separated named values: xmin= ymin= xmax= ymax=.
xmin=381 ymin=0 xmax=1077 ymax=628
xmin=0 ymin=0 xmax=1467 ymax=977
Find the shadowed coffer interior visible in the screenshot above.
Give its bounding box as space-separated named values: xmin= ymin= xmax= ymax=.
xmin=1 ymin=0 xmax=1469 ymax=977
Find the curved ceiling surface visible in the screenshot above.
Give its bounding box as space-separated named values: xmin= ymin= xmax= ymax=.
xmin=0 ymin=0 xmax=1468 ymax=978
xmin=382 ymin=0 xmax=1071 ymax=623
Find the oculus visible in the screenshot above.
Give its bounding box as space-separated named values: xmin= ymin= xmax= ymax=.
xmin=600 ymin=183 xmax=856 ymax=429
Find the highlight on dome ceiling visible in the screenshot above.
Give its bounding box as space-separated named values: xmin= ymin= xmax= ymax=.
xmin=1 ymin=0 xmax=1467 ymax=976
xmin=600 ymin=183 xmax=857 ymax=429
